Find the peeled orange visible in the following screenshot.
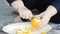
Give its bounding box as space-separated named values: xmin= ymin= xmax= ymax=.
xmin=31 ymin=16 xmax=41 ymax=29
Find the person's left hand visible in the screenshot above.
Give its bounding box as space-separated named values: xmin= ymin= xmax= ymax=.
xmin=38 ymin=11 xmax=51 ymax=28
xmin=38 ymin=11 xmax=55 ymax=28
xmin=38 ymin=5 xmax=57 ymax=28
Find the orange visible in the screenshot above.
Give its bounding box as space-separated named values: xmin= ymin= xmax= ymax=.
xmin=31 ymin=16 xmax=41 ymax=29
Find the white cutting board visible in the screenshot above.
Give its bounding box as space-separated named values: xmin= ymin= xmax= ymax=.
xmin=2 ymin=22 xmax=52 ymax=34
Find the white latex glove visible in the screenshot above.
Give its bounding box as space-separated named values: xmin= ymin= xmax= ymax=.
xmin=11 ymin=0 xmax=33 ymax=20
xmin=18 ymin=8 xmax=33 ymax=19
xmin=38 ymin=5 xmax=57 ymax=28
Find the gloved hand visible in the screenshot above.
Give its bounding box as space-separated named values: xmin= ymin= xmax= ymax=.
xmin=18 ymin=8 xmax=33 ymax=20
xmin=38 ymin=5 xmax=57 ymax=28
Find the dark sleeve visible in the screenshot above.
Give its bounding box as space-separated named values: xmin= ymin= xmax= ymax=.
xmin=7 ymin=0 xmax=16 ymax=5
xmin=51 ymin=0 xmax=60 ymax=12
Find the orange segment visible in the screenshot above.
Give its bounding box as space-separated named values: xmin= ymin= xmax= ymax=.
xmin=16 ymin=27 xmax=31 ymax=34
xmin=41 ymin=32 xmax=47 ymax=34
xmin=24 ymin=27 xmax=31 ymax=33
xmin=16 ymin=28 xmax=23 ymax=34
xmin=16 ymin=32 xmax=22 ymax=34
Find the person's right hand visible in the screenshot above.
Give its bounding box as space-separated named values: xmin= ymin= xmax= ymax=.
xmin=18 ymin=8 xmax=33 ymax=20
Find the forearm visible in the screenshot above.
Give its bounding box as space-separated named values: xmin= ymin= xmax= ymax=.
xmin=45 ymin=5 xmax=57 ymax=17
xmin=11 ymin=0 xmax=28 ymax=11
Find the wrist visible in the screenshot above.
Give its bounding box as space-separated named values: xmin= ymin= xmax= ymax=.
xmin=11 ymin=0 xmax=25 ymax=10
xmin=18 ymin=7 xmax=30 ymax=12
xmin=45 ymin=5 xmax=57 ymax=17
